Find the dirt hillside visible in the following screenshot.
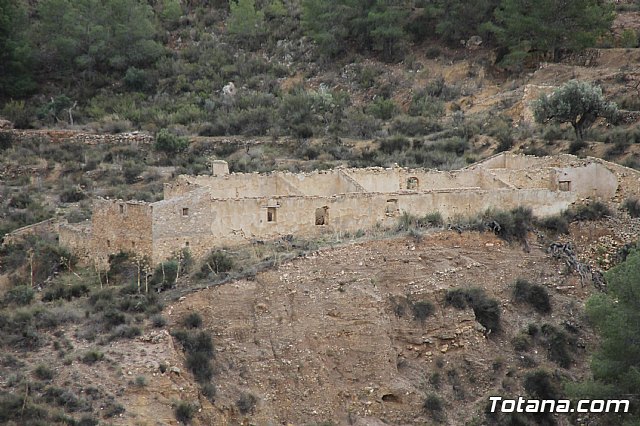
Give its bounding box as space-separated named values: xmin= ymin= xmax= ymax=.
xmin=161 ymin=229 xmax=607 ymax=425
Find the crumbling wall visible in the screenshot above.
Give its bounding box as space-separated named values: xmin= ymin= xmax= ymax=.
xmin=2 ymin=218 xmax=58 ymax=246
xmin=165 ymin=169 xmax=368 ymax=200
xmin=279 ymin=170 xmax=363 ymax=196
xmin=1 ymin=129 xmax=152 ymax=145
xmin=66 ymin=153 xmax=636 ymax=266
xmin=91 ymin=199 xmax=154 ymax=264
xmin=555 ymin=163 xmax=618 ymax=199
xmin=343 ymin=168 xmax=403 ymax=192
xmin=485 ymin=168 xmax=556 ymax=190
xmin=151 ymin=190 xmax=217 ymax=263
xmin=165 ymin=174 xmax=288 ymax=199
xmin=150 ymin=187 xmax=578 ymax=262
xmin=59 ymin=223 xmax=93 ymax=263
xmin=346 ymin=167 xmax=517 ymax=192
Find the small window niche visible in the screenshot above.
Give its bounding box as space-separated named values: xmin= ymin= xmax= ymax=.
xmin=182 ymin=207 xmax=189 ymax=216
xmin=119 ymin=204 xmax=125 ymax=214
xmin=315 ymin=206 xmax=329 ymax=225
xmin=407 ymin=176 xmax=419 ymax=190
xmin=385 ymin=199 xmax=399 ymax=215
xmin=558 ymin=180 xmax=571 ymax=192
xmin=267 ymin=207 xmax=277 ymax=223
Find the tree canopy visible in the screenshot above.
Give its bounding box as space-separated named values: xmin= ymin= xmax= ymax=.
xmin=486 ymin=0 xmax=614 ymax=65
xmin=567 ymin=247 xmax=640 ymax=422
xmin=0 ymin=0 xmax=35 ymax=97
xmin=533 ymin=80 xmax=619 ymax=142
xmin=227 ymin=0 xmax=266 ymax=49
xmin=301 ymin=0 xmax=408 ymax=62
xmin=33 ymin=0 xmax=164 ymax=75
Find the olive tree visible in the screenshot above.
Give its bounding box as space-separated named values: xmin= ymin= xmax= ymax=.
xmin=533 ymin=80 xmax=618 ymax=142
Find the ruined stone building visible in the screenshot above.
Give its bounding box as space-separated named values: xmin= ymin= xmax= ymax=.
xmin=60 ymin=153 xmax=633 ymax=266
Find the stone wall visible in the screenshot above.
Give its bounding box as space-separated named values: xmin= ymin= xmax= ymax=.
xmin=58 ymin=223 xmax=93 ymax=262
xmin=2 ymin=129 xmax=153 ymax=145
xmin=2 ymin=218 xmax=58 ymax=246
xmin=62 ymin=153 xmax=635 ymax=266
xmin=150 ymin=187 xmax=578 ymax=263
xmin=471 ymin=153 xmax=619 ymax=198
xmin=90 ymin=199 xmax=154 ymax=265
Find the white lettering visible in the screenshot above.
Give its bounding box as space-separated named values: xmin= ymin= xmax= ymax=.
xmin=489 ymin=396 xmax=502 ymax=413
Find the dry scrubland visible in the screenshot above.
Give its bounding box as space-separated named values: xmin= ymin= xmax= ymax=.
xmin=2 ymin=0 xmax=640 ymax=425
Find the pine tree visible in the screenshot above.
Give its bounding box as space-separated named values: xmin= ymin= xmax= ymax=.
xmin=367 ymin=0 xmax=408 ymax=62
xmin=227 ymin=0 xmax=266 ymax=49
xmin=567 ymin=248 xmax=640 ymax=422
xmin=33 ymin=0 xmax=163 ymax=75
xmin=487 ymin=0 xmax=614 ymax=66
xmin=0 ymin=0 xmax=35 ymax=97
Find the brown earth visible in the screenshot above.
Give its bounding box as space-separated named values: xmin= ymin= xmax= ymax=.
xmin=4 ymin=218 xmax=637 ymax=425
xmin=158 ymin=229 xmax=605 ymax=425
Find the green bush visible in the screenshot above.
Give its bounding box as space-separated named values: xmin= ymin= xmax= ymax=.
xmin=33 ymin=364 xmax=55 ymax=381
xmin=8 ymin=191 xmax=33 ymax=209
xmin=0 ymin=132 xmax=12 ymax=151
xmin=4 ymin=285 xmax=34 ymax=306
xmin=513 ymin=279 xmax=552 ymax=314
xmin=408 ymin=90 xmax=445 ymax=118
xmin=173 ymin=328 xmax=215 ymax=383
xmin=542 ymin=124 xmax=567 ymax=141
xmin=199 ymin=250 xmax=234 ymax=277
xmin=379 ymin=136 xmax=410 ymax=154
xmin=123 ymin=67 xmax=152 ymax=91
xmin=366 ymin=98 xmax=398 ymax=120
xmin=186 ymin=351 xmax=214 ymax=383
xmin=484 ymin=206 xmax=533 ymax=243
xmin=623 ymin=198 xmax=640 ymax=218
xmin=151 ymin=314 xmax=167 ymax=328
xmin=1 ymin=100 xmax=32 ymax=129
xmin=43 ymin=282 xmax=90 ymax=302
xmin=523 ymin=370 xmax=559 ymax=399
xmin=59 ymin=186 xmax=86 ymax=203
xmin=537 ymin=214 xmax=569 ymax=234
xmin=172 ymin=330 xmax=214 ymax=357
xmin=108 ymin=324 xmax=142 ymax=341
xmin=0 ymin=392 xmax=48 ymax=423
xmin=390 ymin=115 xmax=442 ymax=136
xmin=565 ymin=201 xmax=611 ymax=222
xmin=134 ymin=375 xmax=147 ymax=387
xmin=541 ymin=324 xmax=574 ymax=368
xmin=445 ymin=287 xmax=501 ymax=332
xmin=417 ymin=212 xmax=444 ymax=228
xmin=512 ymin=333 xmax=532 ymax=352
xmin=423 ymin=393 xmax=445 ymax=422
xmin=444 ymin=288 xmax=468 ymax=309
xmin=183 ymin=312 xmax=203 ymax=329
xmin=344 ymin=108 xmax=381 ymax=138
xmin=620 ymin=29 xmax=638 ymax=48
xmin=174 ymin=400 xmax=195 ymax=424
xmin=236 ymin=392 xmax=257 ymax=415
xmin=151 ymin=260 xmax=179 ymax=290
xmin=82 ymin=349 xmax=104 ymax=365
xmin=102 ymin=308 xmax=127 ymax=330
xmin=411 ymin=300 xmax=435 ymax=322
xmin=202 ymin=382 xmax=217 ymax=402
xmin=122 ymin=160 xmax=144 ymax=184
xmin=155 ymin=129 xmax=189 ymax=154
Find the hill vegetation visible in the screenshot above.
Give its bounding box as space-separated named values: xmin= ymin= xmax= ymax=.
xmin=1 ymin=1 xmax=640 ymax=424
xmin=0 ymin=0 xmax=627 ymax=137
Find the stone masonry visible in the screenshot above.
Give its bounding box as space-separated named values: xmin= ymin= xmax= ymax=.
xmin=59 ymin=153 xmax=635 ymax=267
